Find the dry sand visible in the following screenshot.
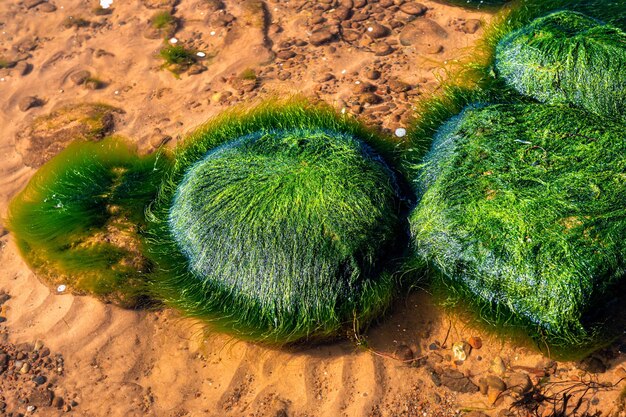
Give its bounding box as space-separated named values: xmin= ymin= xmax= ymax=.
xmin=1 ymin=0 xmax=625 ymax=416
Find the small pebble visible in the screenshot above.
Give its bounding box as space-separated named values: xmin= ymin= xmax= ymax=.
xmin=395 ymin=128 xmax=406 ymax=137
xmin=468 ymin=336 xmax=482 ymax=350
xmin=169 ymin=37 xmax=178 ymax=44
xmin=33 ymin=375 xmax=46 ymax=385
xmin=57 ymin=284 xmax=66 ymax=293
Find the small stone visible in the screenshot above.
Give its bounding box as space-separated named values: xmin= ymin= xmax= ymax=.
xmin=365 ymin=70 xmax=381 ymax=80
xmin=484 ymin=375 xmax=506 ymax=391
xmin=399 ymin=2 xmax=427 ymax=16
xmin=334 ymin=7 xmax=352 ymax=21
xmin=507 ymin=372 xmax=533 ymax=395
xmin=452 ymin=341 xmax=470 ymax=361
xmin=579 ymin=356 xmax=607 ymax=374
xmin=39 ymin=2 xmax=56 ymax=12
xmin=0 ymin=317 xmax=6 ymax=323
xmin=353 ymin=81 xmax=376 ymax=94
xmin=399 ymin=19 xmax=448 ymax=47
xmin=276 ymin=50 xmax=296 ymax=60
xmin=360 ymin=93 xmax=382 ymax=105
xmin=478 ymin=378 xmax=489 ymax=395
xmin=13 ymin=61 xmax=31 ymax=76
xmin=24 ymin=0 xmax=45 ymax=9
xmin=33 ymin=375 xmax=46 ymax=385
xmin=27 ymin=405 xmax=36 ymax=412
xmin=316 ymin=73 xmax=334 ymax=82
xmin=52 ymin=396 xmax=64 ymax=409
xmin=462 ymin=19 xmax=482 ymax=34
xmin=84 ymin=78 xmax=104 ymax=90
xmin=34 ymin=340 xmax=44 ymax=351
xmin=70 ymin=70 xmax=91 ymax=85
xmin=428 ymin=368 xmax=441 ymax=386
xmin=187 ymin=64 xmax=206 ymax=75
xmin=28 ymin=389 xmax=53 ymax=407
xmin=0 ymin=292 xmax=9 ymax=305
xmin=468 ymin=336 xmax=482 ymax=350
xmin=440 ymin=368 xmax=479 ymax=393
xmin=310 ymin=29 xmax=335 ymax=46
xmin=277 ymin=71 xmax=291 ymax=81
xmin=20 ymin=362 xmax=31 ymax=373
xmin=491 ymin=356 xmax=506 ymax=375
xmin=39 ymin=347 xmax=50 ymax=357
xmin=428 ymin=342 xmax=439 ymax=351
xmin=394 ymin=128 xmax=406 ymax=138
xmin=18 ymin=96 xmax=42 ymax=112
xmin=367 ymin=24 xmax=390 ymax=39
xmin=388 ymin=79 xmax=411 ymax=93
xmin=394 ymin=344 xmax=414 ymax=362
xmin=488 ymin=388 xmax=503 ymax=405
xmin=352 ymin=11 xmax=368 ymax=22
xmin=343 ymin=30 xmax=360 ymax=42
xmin=374 ymin=43 xmax=393 ymax=56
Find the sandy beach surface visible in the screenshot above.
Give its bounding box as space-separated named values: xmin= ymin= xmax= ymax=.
xmin=1 ymin=0 xmax=625 ymax=416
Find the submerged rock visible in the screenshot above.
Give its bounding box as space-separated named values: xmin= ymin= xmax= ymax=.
xmin=496 ymin=11 xmax=626 ymax=122
xmin=410 ymin=103 xmax=626 ymax=344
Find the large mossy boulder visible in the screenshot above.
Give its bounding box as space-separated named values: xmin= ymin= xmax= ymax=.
xmin=151 ymin=105 xmax=406 ymax=343
xmin=410 ymin=103 xmax=626 ymax=342
xmin=495 ymin=11 xmax=626 ymax=122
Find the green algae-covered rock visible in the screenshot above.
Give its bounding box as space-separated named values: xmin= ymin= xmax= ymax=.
xmin=496 ymin=11 xmax=626 ymax=122
xmin=150 ymin=104 xmax=406 ymax=343
xmin=410 ymin=103 xmax=626 ymax=343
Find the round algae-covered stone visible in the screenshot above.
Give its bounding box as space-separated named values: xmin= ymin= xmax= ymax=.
xmin=169 ymin=128 xmax=402 ymax=340
xmin=410 ymin=103 xmax=626 ymax=341
xmin=496 ymin=11 xmax=626 ymax=122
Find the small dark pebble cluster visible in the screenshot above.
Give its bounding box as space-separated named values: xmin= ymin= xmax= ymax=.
xmin=0 ymin=290 xmax=77 ymax=416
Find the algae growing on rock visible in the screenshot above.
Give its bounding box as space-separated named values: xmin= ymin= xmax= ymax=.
xmin=8 ymin=100 xmax=409 ymax=343
xmin=410 ymin=103 xmax=626 ymax=345
xmin=147 ymin=102 xmax=408 ymax=343
xmin=8 ymin=138 xmax=167 ymax=307
xmin=496 ymin=11 xmax=626 ymax=122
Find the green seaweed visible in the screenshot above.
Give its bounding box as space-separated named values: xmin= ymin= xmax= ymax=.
xmin=409 ymin=103 xmax=626 ymax=347
xmin=404 ymin=0 xmax=626 ymax=171
xmin=159 ymin=44 xmax=197 ymax=76
xmin=8 ymin=138 xmax=169 ymax=307
xmin=496 ymin=11 xmax=626 ymax=122
xmin=146 ymin=99 xmax=409 ymax=343
xmin=400 ymin=1 xmax=626 ymax=350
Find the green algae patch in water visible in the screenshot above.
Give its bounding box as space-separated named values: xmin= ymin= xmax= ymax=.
xmin=409 ymin=103 xmax=626 ymax=347
xmin=147 ymin=101 xmax=409 ymax=344
xmin=496 ymin=11 xmax=626 ymax=122
xmin=8 ymin=138 xmax=168 ymax=307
